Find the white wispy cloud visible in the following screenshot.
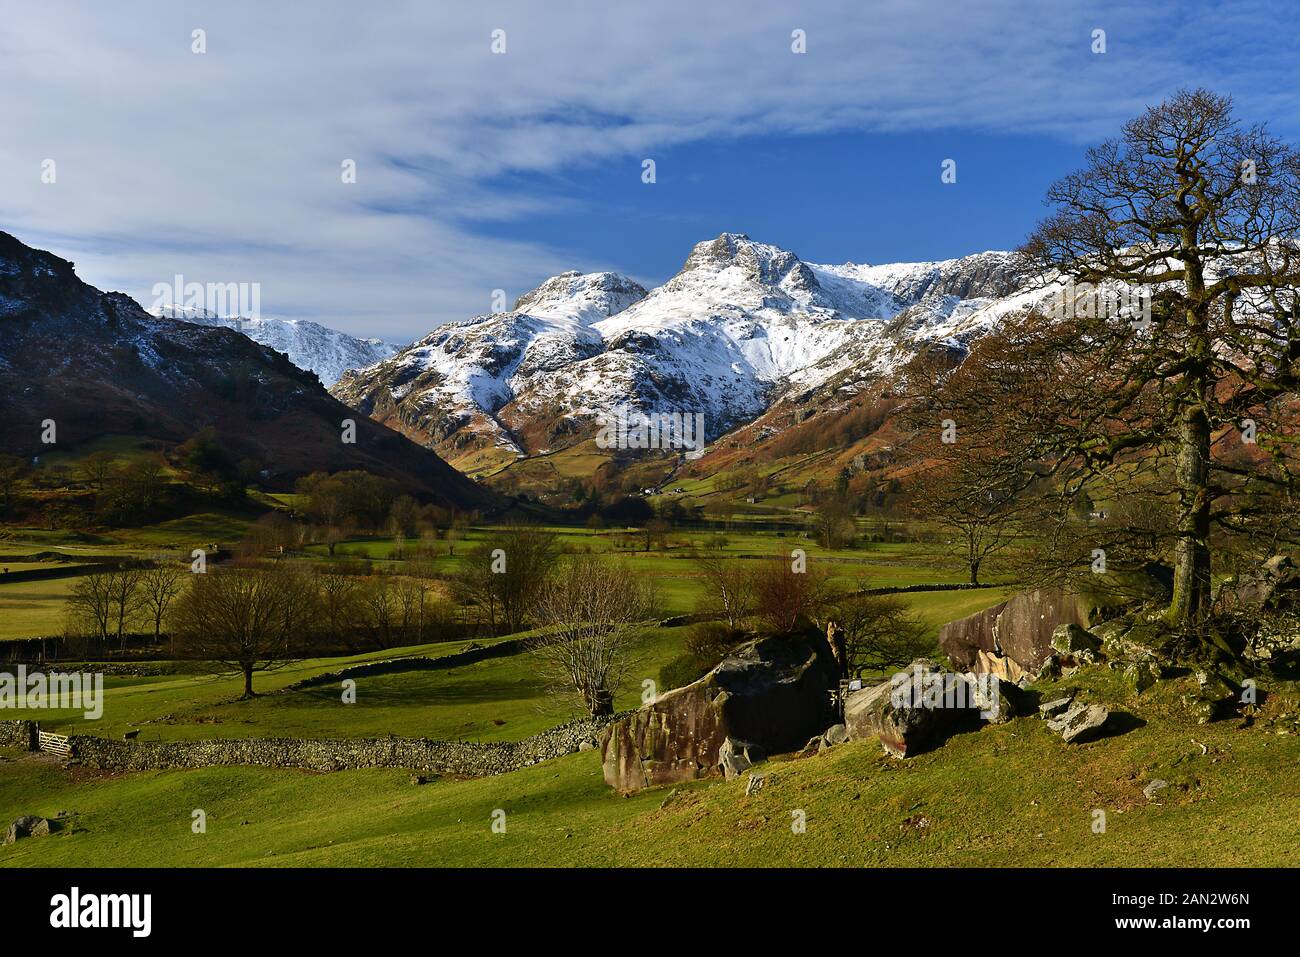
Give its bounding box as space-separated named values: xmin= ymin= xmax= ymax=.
xmin=1 ymin=0 xmax=1295 ymax=340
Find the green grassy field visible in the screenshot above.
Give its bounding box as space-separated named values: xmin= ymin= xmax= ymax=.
xmin=0 ymin=520 xmax=1004 ymax=639
xmin=3 ymin=667 xmax=1296 ymax=868
xmin=12 ymin=476 xmax=1253 ymax=871
xmin=6 ymin=625 xmax=693 ymax=742
xmin=0 ymin=575 xmax=93 ymax=641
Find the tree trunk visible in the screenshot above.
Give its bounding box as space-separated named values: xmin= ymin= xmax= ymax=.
xmin=1167 ymin=382 xmax=1213 ymax=631
xmin=586 ymin=687 xmax=614 ymax=717
xmin=241 ymin=663 xmax=255 ymax=698
xmin=969 ymin=560 xmax=980 ymax=586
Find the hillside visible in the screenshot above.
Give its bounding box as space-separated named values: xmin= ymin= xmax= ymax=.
xmin=0 ymin=230 xmax=491 ymax=509
xmin=3 ymin=650 xmax=1296 ymax=867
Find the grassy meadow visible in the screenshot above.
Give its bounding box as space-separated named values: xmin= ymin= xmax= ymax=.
xmin=2 ymin=435 xmax=1291 ymax=870
xmin=3 ymin=665 xmax=1297 ymax=867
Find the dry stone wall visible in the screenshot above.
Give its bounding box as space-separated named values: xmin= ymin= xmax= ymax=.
xmin=67 ymin=712 xmax=628 ymax=777
xmin=0 ymin=720 xmax=37 ymax=751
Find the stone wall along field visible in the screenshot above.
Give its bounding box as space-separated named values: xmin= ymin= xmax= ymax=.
xmin=67 ymin=713 xmax=627 ymax=777
xmin=0 ymin=720 xmax=37 ymax=751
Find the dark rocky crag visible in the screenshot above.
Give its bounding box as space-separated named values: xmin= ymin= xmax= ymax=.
xmin=0 ymin=230 xmax=490 ymax=508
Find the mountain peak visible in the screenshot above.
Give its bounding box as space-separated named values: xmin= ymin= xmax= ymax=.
xmin=512 ymin=270 xmax=647 ymax=323
xmin=676 ymin=232 xmax=817 ymax=296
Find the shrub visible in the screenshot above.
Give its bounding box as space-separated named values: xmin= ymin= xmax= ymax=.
xmin=659 ymin=652 xmax=713 ymax=691
xmin=684 ymin=621 xmax=745 ymax=660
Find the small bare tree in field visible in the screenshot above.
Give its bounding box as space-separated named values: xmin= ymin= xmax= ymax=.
xmin=830 ymin=592 xmax=933 ymax=675
xmin=453 ymin=524 xmax=558 ymax=636
xmin=692 ymin=544 xmax=755 ymax=628
xmin=529 ymin=555 xmax=655 ymax=717
xmin=906 ymin=452 xmax=1026 ymax=586
xmin=137 ymin=560 xmax=187 ymax=650
xmin=753 ymin=553 xmax=830 ymax=634
xmin=103 ymin=564 xmax=145 ymax=651
xmin=66 ymin=571 xmax=116 ymax=645
xmin=170 ymin=564 xmax=307 ymax=697
xmin=317 ymin=572 xmax=365 ymax=650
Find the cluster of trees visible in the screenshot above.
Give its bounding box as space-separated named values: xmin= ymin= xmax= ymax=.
xmin=449 ymin=525 xmax=659 ymax=716
xmin=65 ymin=557 xmax=454 ymax=690
xmin=80 ymin=452 xmax=170 ymax=524
xmin=170 ymin=564 xmax=452 ymax=695
xmin=174 ymin=428 xmax=256 ymax=499
xmin=715 ymin=465 xmax=769 ymax=499
xmin=0 ymin=454 xmax=29 ymax=515
xmin=294 ymin=471 xmax=460 ymax=554
xmin=66 ymin=562 xmax=187 ymax=651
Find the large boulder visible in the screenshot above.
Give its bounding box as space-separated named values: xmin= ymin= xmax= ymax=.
xmin=1218 ymin=554 xmax=1300 ymax=613
xmin=942 ymin=570 xmax=1174 ymax=679
xmin=843 ymin=659 xmax=988 ymax=758
xmin=599 ymin=633 xmax=838 ymax=792
xmin=938 ymin=599 xmax=1008 ymax=672
xmin=4 ymin=815 xmax=51 ymax=845
xmin=992 ymin=587 xmax=1094 ymax=672
xmin=940 ymin=587 xmax=1092 ymax=677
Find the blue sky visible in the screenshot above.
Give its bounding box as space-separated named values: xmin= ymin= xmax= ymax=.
xmin=1 ymin=0 xmax=1298 ymax=340
xmin=473 ymin=129 xmax=1088 ymax=284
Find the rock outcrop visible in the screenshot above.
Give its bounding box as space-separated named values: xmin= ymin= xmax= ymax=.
xmin=941 ymin=570 xmax=1175 ymax=678
xmin=842 ymin=660 xmax=988 ymax=758
xmin=1042 ymin=700 xmax=1111 ymax=744
xmin=599 ymin=633 xmax=838 ymax=791
xmin=4 ymin=815 xmax=52 ymax=844
xmin=940 ymin=587 xmax=1091 ymax=677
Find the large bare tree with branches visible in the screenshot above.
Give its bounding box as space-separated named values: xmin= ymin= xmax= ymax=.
xmin=909 ymin=90 xmax=1300 ymax=660
xmin=170 ymin=564 xmax=311 ymax=697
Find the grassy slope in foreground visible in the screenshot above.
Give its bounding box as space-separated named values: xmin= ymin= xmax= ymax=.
xmin=1 ymin=671 xmax=1297 ymax=867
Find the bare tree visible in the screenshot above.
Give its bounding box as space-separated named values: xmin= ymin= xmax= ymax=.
xmin=529 ymin=555 xmax=654 ymax=716
xmin=910 ymin=90 xmax=1300 ymax=654
xmin=170 ymin=564 xmax=300 ymax=697
xmin=105 ymin=564 xmax=145 ymax=651
xmin=830 ymin=592 xmax=933 ymax=676
xmin=907 ymin=452 xmax=1025 ymax=585
xmin=453 ymin=525 xmax=558 ymax=635
xmin=752 ymin=553 xmax=830 ymax=634
xmin=1023 ymin=89 xmax=1300 ymax=631
xmin=812 ymin=498 xmax=857 ymax=550
xmin=360 ymin=575 xmax=399 ymax=648
xmin=692 ymin=544 xmax=755 ymax=628
xmin=80 ymin=451 xmax=115 ymax=492
xmin=393 ymin=577 xmax=426 ymax=641
xmin=137 ymin=561 xmax=187 ymax=650
xmin=450 ymin=543 xmax=500 ymax=634
xmin=66 ymin=571 xmax=116 ymax=645
xmin=317 ymin=572 xmax=365 ymax=650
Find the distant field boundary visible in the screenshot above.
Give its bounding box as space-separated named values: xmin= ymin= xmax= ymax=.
xmin=856 ymin=582 xmax=1003 ymax=596
xmin=0 ymin=564 xmax=119 ymax=584
xmin=277 ymin=638 xmax=529 ymax=692
xmin=657 ymin=583 xmax=1004 ymax=628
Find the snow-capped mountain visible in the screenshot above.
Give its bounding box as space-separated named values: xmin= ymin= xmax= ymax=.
xmin=151 ymin=305 xmax=400 ymax=386
xmin=332 ymin=233 xmax=1045 ymax=464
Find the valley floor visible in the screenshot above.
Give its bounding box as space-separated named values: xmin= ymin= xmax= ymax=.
xmin=2 ymin=669 xmax=1297 ymax=868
